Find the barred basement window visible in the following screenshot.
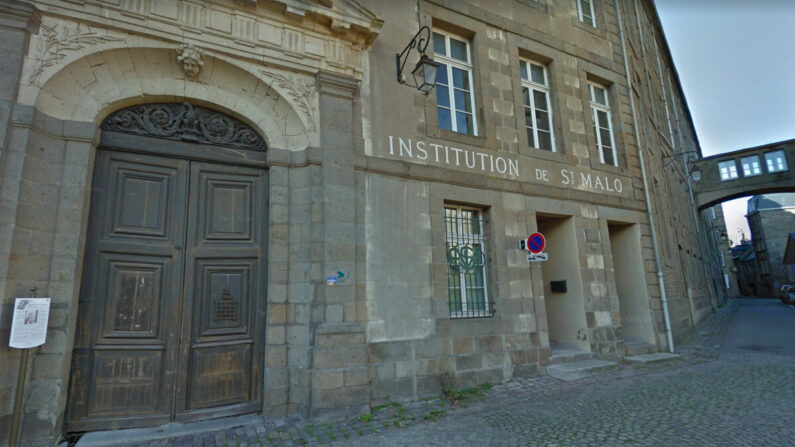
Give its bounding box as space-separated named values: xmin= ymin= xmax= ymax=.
xmin=444 ymin=205 xmax=491 ymax=318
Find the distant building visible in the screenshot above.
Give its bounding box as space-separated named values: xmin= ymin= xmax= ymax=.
xmin=731 ymin=240 xmax=757 ymax=296
xmin=705 ymin=205 xmax=736 ymax=298
xmin=746 ymin=194 xmax=795 ymax=295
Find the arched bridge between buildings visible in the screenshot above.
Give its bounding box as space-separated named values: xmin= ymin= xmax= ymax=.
xmin=691 ymin=139 xmax=795 ymax=209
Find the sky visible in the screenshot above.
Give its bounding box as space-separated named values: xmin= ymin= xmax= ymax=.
xmin=654 ymin=0 xmax=795 ymax=245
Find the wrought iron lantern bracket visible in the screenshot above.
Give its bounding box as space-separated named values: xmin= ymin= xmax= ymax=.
xmin=395 ymin=25 xmax=439 ymax=95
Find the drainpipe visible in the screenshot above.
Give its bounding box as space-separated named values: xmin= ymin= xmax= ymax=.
xmin=614 ymin=0 xmax=675 ymax=353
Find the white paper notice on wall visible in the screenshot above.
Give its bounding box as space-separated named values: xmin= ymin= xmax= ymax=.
xmin=9 ymin=297 xmax=50 ymax=349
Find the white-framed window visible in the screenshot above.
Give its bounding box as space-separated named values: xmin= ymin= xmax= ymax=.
xmin=577 ymin=0 xmax=596 ymax=27
xmin=718 ymin=160 xmax=739 ymax=181
xmin=765 ymin=150 xmax=788 ymax=172
xmin=444 ymin=205 xmax=490 ymax=318
xmin=741 ymin=155 xmax=762 ymax=177
xmin=589 ymin=82 xmax=617 ymax=166
xmin=433 ymin=30 xmax=477 ymax=136
xmin=520 ymin=60 xmax=554 ymax=151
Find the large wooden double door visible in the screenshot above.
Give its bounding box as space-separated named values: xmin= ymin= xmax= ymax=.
xmin=67 ymin=148 xmax=267 ymax=432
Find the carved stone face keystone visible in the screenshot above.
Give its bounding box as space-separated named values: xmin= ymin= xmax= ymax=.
xmin=176 ymin=44 xmax=205 ymax=78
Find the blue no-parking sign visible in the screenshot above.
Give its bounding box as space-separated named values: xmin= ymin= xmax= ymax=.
xmin=526 ymin=232 xmax=546 ymax=254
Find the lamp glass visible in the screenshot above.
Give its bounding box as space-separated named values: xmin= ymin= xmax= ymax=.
xmin=413 ymin=56 xmax=439 ymax=95
xmin=690 ymin=166 xmax=702 ymax=182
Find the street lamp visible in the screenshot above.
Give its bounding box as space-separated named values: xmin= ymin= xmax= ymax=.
xmin=662 ymin=150 xmax=702 ymax=182
xmin=396 ymin=26 xmax=439 ymax=95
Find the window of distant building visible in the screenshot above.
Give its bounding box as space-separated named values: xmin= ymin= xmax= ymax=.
xmin=741 ymin=155 xmax=762 ymax=177
xmin=764 ymin=150 xmax=788 ymax=173
xmin=718 ymin=160 xmax=739 ymax=181
xmin=520 ymin=59 xmax=555 ymax=151
xmin=577 ymin=0 xmax=596 ymax=27
xmin=433 ymin=30 xmax=478 ymax=136
xmin=444 ymin=205 xmax=490 ymax=318
xmin=589 ymin=82 xmax=617 ymax=166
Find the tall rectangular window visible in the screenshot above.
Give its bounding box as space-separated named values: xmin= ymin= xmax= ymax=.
xmin=718 ymin=160 xmax=739 ymax=180
xmin=433 ymin=30 xmax=477 ymax=135
xmin=577 ymin=0 xmax=596 ymax=27
xmin=521 ymin=60 xmax=555 ymax=151
xmin=741 ymin=155 xmax=762 ymax=177
xmin=765 ymin=150 xmax=788 ymax=172
xmin=589 ymin=82 xmax=617 ymax=166
xmin=444 ymin=205 xmax=490 ymax=318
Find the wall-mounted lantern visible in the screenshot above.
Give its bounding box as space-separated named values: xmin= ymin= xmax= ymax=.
xmin=663 ymin=150 xmax=702 ymax=182
xmin=396 ymin=26 xmax=439 ymax=95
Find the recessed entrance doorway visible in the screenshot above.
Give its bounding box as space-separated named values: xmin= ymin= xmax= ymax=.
xmin=66 ymin=104 xmax=268 ymax=433
xmin=606 ymin=223 xmax=656 ymax=351
xmin=537 ymin=215 xmax=589 ymax=352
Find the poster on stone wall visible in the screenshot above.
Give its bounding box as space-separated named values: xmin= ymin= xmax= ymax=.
xmin=9 ymin=297 xmax=50 ymax=349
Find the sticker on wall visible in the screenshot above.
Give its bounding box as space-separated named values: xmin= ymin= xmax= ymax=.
xmin=327 ymin=268 xmax=351 ymax=285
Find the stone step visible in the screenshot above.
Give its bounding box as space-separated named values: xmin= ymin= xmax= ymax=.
xmin=623 ymin=352 xmax=682 ymax=365
xmin=548 ymin=347 xmax=593 ymax=364
xmin=624 ymin=339 xmax=656 ymax=356
xmin=547 ymin=359 xmax=618 ymax=381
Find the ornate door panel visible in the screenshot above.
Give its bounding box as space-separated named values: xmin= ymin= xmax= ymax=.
xmin=68 ymin=151 xmax=188 ymax=431
xmin=176 ymin=162 xmax=266 ymax=420
xmin=68 ymin=103 xmax=268 ymax=433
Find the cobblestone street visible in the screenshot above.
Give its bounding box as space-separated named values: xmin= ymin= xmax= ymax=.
xmin=79 ymin=299 xmax=795 ymax=447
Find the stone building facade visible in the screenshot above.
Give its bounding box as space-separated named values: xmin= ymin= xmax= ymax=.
xmin=0 ymin=0 xmax=725 ymax=445
xmin=746 ymin=194 xmax=795 ymax=296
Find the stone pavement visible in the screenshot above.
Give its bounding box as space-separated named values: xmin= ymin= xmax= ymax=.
xmin=80 ymin=299 xmax=795 ymax=447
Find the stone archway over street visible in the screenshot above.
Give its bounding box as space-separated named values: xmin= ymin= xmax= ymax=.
xmin=692 ymin=139 xmax=795 ymax=210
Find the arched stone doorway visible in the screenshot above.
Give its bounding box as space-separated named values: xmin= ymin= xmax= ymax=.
xmin=66 ymin=103 xmax=269 ymax=432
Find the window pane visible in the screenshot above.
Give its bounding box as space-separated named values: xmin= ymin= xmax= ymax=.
xmin=451 ymin=67 xmax=470 ymax=89
xmin=449 ymin=38 xmax=468 ymax=62
xmin=596 ymin=110 xmax=609 ymax=127
xmin=602 ymin=145 xmax=615 ymax=165
xmin=538 ymin=131 xmax=552 ymax=151
xmin=455 ymin=112 xmax=473 ymax=134
xmin=444 ymin=207 xmax=457 ymax=233
xmin=718 ymin=161 xmax=738 ymax=180
xmin=438 ymin=107 xmax=452 ymax=131
xmin=454 ymin=89 xmax=472 ymax=112
xmin=524 ymin=107 xmax=534 ymax=128
xmin=435 ymin=62 xmax=448 ymax=85
xmin=535 ymin=110 xmax=550 ymax=131
xmin=526 ymin=126 xmax=537 ymax=148
xmin=580 ymin=0 xmax=595 ymax=26
xmin=433 ymin=32 xmax=446 ymax=56
xmin=765 ymin=150 xmax=788 ymax=172
xmin=533 ymin=90 xmax=548 ymax=111
xmin=522 ymin=87 xmax=531 ymax=107
xmin=600 ymin=129 xmax=613 ymax=149
xmin=741 ymin=156 xmax=761 ymax=176
xmin=436 ymin=85 xmax=450 ymax=108
xmin=520 ymin=62 xmax=528 ymax=81
xmin=592 ymin=86 xmax=607 ymax=105
xmin=530 ymin=63 xmax=545 ymax=84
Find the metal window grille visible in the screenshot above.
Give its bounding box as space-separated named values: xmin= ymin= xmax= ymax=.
xmin=444 ymin=206 xmax=491 ymax=318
